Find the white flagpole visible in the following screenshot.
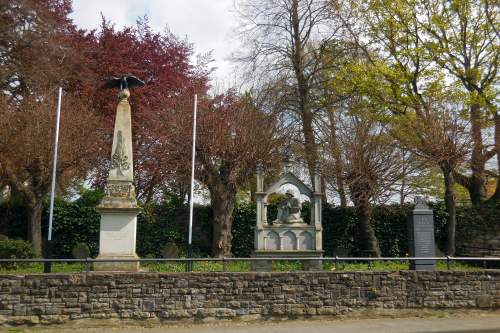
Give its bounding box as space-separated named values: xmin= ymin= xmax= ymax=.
xmin=44 ymin=87 xmax=62 ymax=273
xmin=188 ymin=94 xmax=197 ymax=263
xmin=48 ymin=87 xmax=62 ymax=242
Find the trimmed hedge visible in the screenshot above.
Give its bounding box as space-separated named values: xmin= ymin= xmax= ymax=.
xmin=0 ymin=191 xmax=497 ymax=258
xmin=0 ymin=237 xmax=36 ymax=267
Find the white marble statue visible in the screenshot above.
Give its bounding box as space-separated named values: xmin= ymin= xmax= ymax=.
xmin=276 ymin=189 xmax=303 ymax=224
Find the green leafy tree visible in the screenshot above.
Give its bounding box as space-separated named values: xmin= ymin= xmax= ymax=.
xmin=334 ymin=0 xmax=473 ymax=254
xmin=418 ymin=0 xmax=499 ymax=204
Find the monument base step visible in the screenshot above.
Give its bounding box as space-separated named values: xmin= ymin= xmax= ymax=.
xmin=93 ymin=254 xmax=140 ymax=272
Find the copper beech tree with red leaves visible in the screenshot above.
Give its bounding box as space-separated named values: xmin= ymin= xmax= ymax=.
xmin=0 ymin=1 xmax=210 ymax=253
xmin=0 ymin=94 xmax=103 ymax=255
xmin=0 ymin=0 xmax=105 ymax=254
xmin=85 ymin=18 xmax=210 ymax=202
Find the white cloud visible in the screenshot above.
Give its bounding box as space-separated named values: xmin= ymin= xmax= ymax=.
xmin=69 ymin=0 xmax=239 ymax=85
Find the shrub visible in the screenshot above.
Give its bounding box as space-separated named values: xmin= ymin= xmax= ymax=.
xmin=48 ymin=191 xmax=102 ymax=258
xmin=0 ymin=195 xmax=28 ymax=240
xmin=0 ymin=238 xmax=36 ymax=267
xmin=231 ymin=202 xmax=255 ymax=257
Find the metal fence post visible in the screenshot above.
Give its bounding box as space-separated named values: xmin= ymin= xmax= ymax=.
xmin=85 ymin=258 xmax=90 ymax=273
xmin=446 ymin=256 xmax=451 ymax=270
xmin=222 ymin=257 xmax=227 ymax=272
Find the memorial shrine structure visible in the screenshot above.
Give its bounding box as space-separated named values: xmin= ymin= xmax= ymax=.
xmin=253 ymin=162 xmax=323 ymax=270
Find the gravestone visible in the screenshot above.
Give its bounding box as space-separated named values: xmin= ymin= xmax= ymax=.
xmin=161 ymin=242 xmax=179 ymax=258
xmin=408 ymin=196 xmax=436 ymax=270
xmin=72 ymin=242 xmax=90 ymax=259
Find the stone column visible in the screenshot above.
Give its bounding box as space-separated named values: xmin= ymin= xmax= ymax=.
xmin=408 ymin=197 xmax=436 ymax=270
xmin=312 ymin=165 xmax=322 ymax=251
xmin=255 ymin=162 xmax=266 ymax=250
xmin=95 ymin=90 xmax=140 ymax=271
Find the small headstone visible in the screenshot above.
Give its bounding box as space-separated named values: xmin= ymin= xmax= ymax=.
xmin=408 ymin=196 xmax=436 ymax=270
xmin=161 ymin=242 xmax=179 ymax=258
xmin=72 ymin=242 xmax=90 ymax=259
xmin=435 ymin=244 xmax=445 ymax=257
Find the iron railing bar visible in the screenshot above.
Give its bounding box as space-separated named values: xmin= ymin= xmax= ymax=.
xmin=0 ymin=256 xmax=498 ymax=264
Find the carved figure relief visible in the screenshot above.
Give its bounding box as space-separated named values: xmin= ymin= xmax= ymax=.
xmin=275 ymin=189 xmax=303 ymax=224
xmin=111 ymin=130 xmax=130 ymax=176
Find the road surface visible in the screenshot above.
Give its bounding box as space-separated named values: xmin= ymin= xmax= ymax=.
xmin=14 ymin=315 xmax=500 ymax=333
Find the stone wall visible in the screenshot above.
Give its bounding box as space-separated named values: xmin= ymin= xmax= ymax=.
xmin=0 ymin=271 xmax=498 ymax=325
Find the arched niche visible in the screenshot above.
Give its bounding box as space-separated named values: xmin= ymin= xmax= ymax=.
xmin=263 ymin=172 xmax=312 ymax=202
xmin=282 ymin=231 xmax=297 ymax=250
xmin=266 ymin=231 xmax=280 ymax=250
xmin=299 ymin=231 xmax=313 ymax=250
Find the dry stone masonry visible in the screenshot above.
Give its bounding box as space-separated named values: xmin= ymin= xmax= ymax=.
xmin=0 ymin=271 xmax=497 ymax=326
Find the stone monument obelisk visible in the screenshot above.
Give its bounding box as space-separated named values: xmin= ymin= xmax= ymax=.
xmin=408 ymin=196 xmax=436 ymax=270
xmin=94 ymin=76 xmax=144 ymax=271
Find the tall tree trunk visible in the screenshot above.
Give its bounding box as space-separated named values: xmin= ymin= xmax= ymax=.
xmin=210 ymin=185 xmax=236 ymax=257
xmin=27 ymin=199 xmax=43 ymax=256
xmin=355 ymin=203 xmax=381 ymax=257
xmin=441 ymin=166 xmax=457 ymax=255
xmin=290 ymin=0 xmax=318 ymax=187
xmin=462 ymin=103 xmax=486 ymax=205
xmin=337 ymin=178 xmax=347 ymax=208
xmin=301 ymin=106 xmax=318 ymax=187
xmin=489 ymin=111 xmax=500 ymax=203
xmin=328 ymin=109 xmax=347 ymax=207
xmin=399 ymin=177 xmax=406 ymax=206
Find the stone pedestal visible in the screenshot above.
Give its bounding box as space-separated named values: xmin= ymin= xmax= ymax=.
xmin=94 ymin=207 xmax=140 ymax=271
xmin=94 ymin=93 xmax=140 ymax=272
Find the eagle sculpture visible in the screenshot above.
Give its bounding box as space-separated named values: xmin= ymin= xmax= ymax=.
xmin=101 ymin=75 xmax=145 ymax=90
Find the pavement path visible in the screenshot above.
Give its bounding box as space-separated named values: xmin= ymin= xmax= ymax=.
xmin=11 ymin=315 xmax=500 ymax=333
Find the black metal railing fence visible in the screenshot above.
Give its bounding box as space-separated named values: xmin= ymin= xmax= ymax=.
xmin=0 ymin=256 xmax=498 ymax=273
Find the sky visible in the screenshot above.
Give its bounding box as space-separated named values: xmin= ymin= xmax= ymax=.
xmin=70 ymin=0 xmax=239 ymax=86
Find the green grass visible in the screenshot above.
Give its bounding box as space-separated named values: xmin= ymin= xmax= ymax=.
xmin=0 ymin=262 xmax=86 ymax=274
xmin=324 ymin=260 xmax=482 ymax=272
xmin=324 ymin=260 xmax=409 ymax=271
xmin=144 ymin=260 xmax=252 ymax=272
xmin=0 ymin=260 xmax=484 ymax=273
xmin=272 ymin=260 xmax=303 ymax=271
xmin=435 ymin=260 xmax=483 ymax=271
xmin=145 ymin=259 xmax=483 ymax=273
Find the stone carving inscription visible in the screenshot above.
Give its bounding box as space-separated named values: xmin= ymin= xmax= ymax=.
xmin=106 ymin=183 xmax=133 ymax=198
xmin=106 ymin=231 xmax=127 ymax=241
xmin=409 ymin=205 xmax=436 ymax=270
xmin=415 ymin=231 xmax=433 ymax=255
xmin=413 ymin=215 xmax=434 ymax=256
